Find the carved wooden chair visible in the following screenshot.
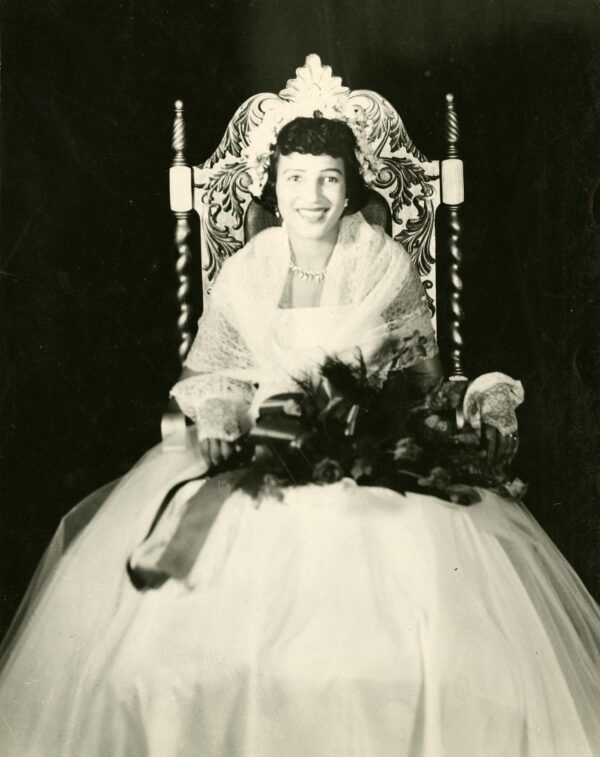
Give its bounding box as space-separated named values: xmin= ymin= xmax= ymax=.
xmin=163 ymin=54 xmax=465 ymax=447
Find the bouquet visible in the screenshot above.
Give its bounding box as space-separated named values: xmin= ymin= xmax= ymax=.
xmin=230 ymin=354 xmax=526 ymax=506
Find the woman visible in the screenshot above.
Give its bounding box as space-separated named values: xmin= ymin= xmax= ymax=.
xmin=0 ymin=115 xmax=599 ymax=757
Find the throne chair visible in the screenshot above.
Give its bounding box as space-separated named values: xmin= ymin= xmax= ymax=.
xmin=163 ymin=54 xmax=466 ymax=447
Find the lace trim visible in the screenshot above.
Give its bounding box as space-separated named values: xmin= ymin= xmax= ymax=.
xmin=170 ymin=375 xmax=253 ymax=441
xmin=194 ymin=398 xmax=245 ymax=442
xmin=463 ymin=372 xmax=524 ymax=435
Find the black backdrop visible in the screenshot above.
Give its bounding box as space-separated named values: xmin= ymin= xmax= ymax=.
xmin=2 ymin=0 xmax=599 ymax=634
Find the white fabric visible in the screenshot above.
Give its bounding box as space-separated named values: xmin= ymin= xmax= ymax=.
xmin=1 ymin=239 xmax=600 ymax=756
xmin=171 ymin=212 xmax=437 ymax=440
xmin=464 ymin=371 xmax=525 ymax=435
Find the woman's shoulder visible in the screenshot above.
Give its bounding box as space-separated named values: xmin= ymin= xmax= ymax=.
xmin=341 ymin=213 xmax=412 ymax=276
xmin=214 ymin=227 xmax=285 ymax=304
xmin=220 ymin=227 xmax=283 ymax=276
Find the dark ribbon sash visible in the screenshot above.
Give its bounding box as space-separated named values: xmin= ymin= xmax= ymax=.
xmin=127 ymin=467 xmax=250 ymax=590
xmin=126 ymin=393 xmax=312 ymax=590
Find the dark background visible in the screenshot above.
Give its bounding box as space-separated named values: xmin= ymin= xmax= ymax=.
xmin=1 ymin=0 xmax=599 ymax=635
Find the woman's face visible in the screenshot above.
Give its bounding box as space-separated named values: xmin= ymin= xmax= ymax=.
xmin=275 ymin=152 xmax=347 ymax=244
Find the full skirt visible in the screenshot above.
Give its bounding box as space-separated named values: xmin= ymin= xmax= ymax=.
xmin=1 ymin=433 xmax=599 ymax=757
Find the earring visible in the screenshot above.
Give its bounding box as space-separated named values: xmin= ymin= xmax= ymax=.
xmin=344 ymin=199 xmax=349 ymax=208
xmin=275 ymin=207 xmax=280 ymax=218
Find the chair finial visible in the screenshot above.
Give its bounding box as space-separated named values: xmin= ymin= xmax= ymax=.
xmin=172 ymin=100 xmax=187 ymax=166
xmin=444 ymin=94 xmax=460 ymax=158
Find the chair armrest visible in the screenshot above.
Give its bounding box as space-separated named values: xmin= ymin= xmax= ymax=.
xmin=161 ymin=396 xmax=191 ymax=451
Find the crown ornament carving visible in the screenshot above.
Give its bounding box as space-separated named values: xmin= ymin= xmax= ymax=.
xmin=279 ymin=53 xmax=350 ymax=103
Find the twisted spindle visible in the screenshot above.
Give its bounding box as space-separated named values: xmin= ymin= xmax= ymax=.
xmin=441 ymin=93 xmax=466 ymax=379
xmin=444 ymin=93 xmax=460 ymax=158
xmin=170 ymin=100 xmax=194 ymax=363
xmin=172 ymin=100 xmax=187 ymax=166
xmin=175 ymin=212 xmax=194 ymax=361
xmin=447 ymin=212 xmax=465 ymax=378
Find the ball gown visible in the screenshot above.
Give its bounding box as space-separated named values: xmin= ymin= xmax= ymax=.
xmin=1 ymin=216 xmax=599 ymax=756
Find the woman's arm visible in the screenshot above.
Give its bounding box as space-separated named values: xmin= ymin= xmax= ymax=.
xmin=404 ymin=356 xmax=519 ymax=469
xmin=173 ymin=366 xmax=237 ymax=467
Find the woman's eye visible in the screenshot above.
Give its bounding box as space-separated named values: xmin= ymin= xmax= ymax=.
xmin=324 ymin=175 xmax=339 ymax=183
xmin=288 ymin=174 xmax=302 ymax=182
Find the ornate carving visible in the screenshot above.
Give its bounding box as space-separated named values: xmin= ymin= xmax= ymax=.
xmin=279 ymin=54 xmax=349 ymax=102
xmin=192 ymin=55 xmax=440 ymax=311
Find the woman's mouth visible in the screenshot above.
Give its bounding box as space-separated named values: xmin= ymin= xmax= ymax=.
xmin=295 ymin=207 xmax=329 ymax=222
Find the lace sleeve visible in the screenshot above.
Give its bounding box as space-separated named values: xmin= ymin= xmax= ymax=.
xmin=170 ymin=259 xmax=256 ymax=441
xmin=463 ymin=372 xmax=524 ymax=435
xmin=170 ymin=375 xmax=254 ymax=441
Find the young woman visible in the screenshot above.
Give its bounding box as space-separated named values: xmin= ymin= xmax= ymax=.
xmin=0 ymin=116 xmax=599 ymax=757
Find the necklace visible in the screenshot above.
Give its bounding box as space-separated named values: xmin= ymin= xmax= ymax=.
xmin=288 ymin=248 xmax=332 ymax=283
xmin=288 ymin=261 xmax=327 ymax=283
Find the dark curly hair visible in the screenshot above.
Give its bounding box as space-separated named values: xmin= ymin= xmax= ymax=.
xmin=256 ymin=115 xmax=370 ymax=216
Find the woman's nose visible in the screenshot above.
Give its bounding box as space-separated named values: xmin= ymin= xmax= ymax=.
xmin=300 ymin=178 xmax=323 ymax=203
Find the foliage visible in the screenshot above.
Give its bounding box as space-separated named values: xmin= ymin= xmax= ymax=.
xmin=230 ymin=355 xmax=525 ymax=506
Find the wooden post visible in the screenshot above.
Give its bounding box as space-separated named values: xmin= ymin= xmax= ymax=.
xmin=162 ymin=101 xmax=194 ymax=450
xmin=169 ymin=100 xmax=194 ymax=364
xmin=439 ymin=93 xmax=466 ymax=380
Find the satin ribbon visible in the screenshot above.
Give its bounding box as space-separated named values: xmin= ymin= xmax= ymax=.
xmin=127 ymin=467 xmax=249 ymax=590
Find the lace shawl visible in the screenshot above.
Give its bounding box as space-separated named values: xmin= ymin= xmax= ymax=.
xmin=171 ymin=212 xmax=437 ymax=441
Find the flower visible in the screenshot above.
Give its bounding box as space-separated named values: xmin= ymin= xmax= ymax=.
xmin=502 ymin=477 xmax=528 ymax=500
xmin=445 ymin=484 xmax=480 ymax=506
xmin=417 ymin=466 xmax=453 ymax=489
xmin=283 ymin=399 xmax=303 ymax=417
xmin=350 ymin=457 xmax=373 ymax=480
xmin=313 ymin=458 xmax=346 ymax=484
xmin=261 ymin=474 xmax=286 ymax=501
xmin=423 ymin=414 xmax=450 ymax=433
xmin=392 ymin=437 xmax=422 ymax=463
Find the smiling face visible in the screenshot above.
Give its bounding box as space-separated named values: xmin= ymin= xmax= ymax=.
xmin=275 ymin=152 xmax=347 ymax=245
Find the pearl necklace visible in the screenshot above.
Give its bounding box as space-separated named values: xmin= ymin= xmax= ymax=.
xmin=288 ymin=261 xmax=327 ymax=283
xmin=289 ymin=247 xmax=333 ymax=283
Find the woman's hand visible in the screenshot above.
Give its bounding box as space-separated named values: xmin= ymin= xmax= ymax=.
xmin=198 ymin=438 xmax=235 ymax=468
xmin=483 ymin=424 xmax=519 ymax=470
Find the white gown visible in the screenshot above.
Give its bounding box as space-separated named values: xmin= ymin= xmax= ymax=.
xmin=1 ymin=306 xmax=599 ymax=757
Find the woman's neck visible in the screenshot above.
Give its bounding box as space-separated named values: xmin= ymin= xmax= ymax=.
xmin=288 ymin=226 xmax=339 ymax=270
